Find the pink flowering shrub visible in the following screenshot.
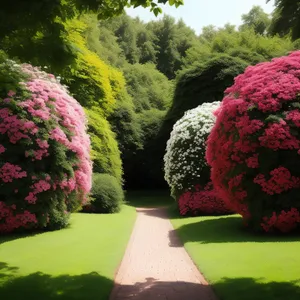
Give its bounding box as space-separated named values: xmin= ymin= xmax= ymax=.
xmin=206 ymin=51 xmax=300 ymax=233
xmin=178 ymin=183 xmax=232 ymax=216
xmin=0 ymin=59 xmax=92 ymax=233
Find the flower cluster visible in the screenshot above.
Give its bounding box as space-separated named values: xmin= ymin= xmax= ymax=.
xmin=178 ymin=183 xmax=233 ymax=216
xmin=0 ymin=60 xmax=92 ymax=233
xmin=164 ymin=102 xmax=220 ymax=197
xmin=206 ymin=51 xmax=300 ymax=233
xmin=164 ymin=102 xmax=231 ymax=215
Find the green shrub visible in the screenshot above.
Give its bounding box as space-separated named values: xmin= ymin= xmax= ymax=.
xmin=123 ymin=63 xmax=173 ymax=112
xmin=85 ymin=109 xmax=123 ymax=183
xmin=84 ymin=173 xmax=124 ymax=214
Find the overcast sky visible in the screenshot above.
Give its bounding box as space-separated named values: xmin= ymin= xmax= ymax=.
xmin=126 ymin=0 xmax=275 ymax=34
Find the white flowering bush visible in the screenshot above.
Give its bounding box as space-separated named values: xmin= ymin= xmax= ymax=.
xmin=164 ymin=102 xmax=232 ymax=215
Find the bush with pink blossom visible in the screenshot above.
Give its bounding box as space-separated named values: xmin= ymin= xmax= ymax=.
xmin=0 ymin=58 xmax=92 ymax=233
xmin=207 ymin=51 xmax=300 ymax=233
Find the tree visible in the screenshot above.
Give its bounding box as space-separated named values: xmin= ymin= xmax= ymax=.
xmin=147 ymin=15 xmax=197 ymax=79
xmin=0 ymin=0 xmax=183 ymax=71
xmin=184 ymin=25 xmax=294 ymax=69
xmin=240 ymin=6 xmax=271 ymax=35
xmin=268 ymin=0 xmax=300 ymax=40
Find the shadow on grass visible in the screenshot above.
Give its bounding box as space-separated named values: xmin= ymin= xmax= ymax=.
xmin=0 ymin=262 xmax=113 ymax=300
xmin=0 ymin=231 xmax=45 ymax=246
xmin=125 ymin=190 xmax=174 ymax=208
xmin=1 ymin=262 xmax=300 ymax=300
xmin=169 ymin=215 xmax=300 ymax=245
xmin=213 ymin=277 xmax=300 ymax=300
xmin=0 ymin=262 xmax=216 ymax=300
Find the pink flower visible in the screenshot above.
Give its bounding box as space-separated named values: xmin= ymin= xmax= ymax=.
xmin=7 ymin=90 xmax=16 ymax=97
xmin=0 ymin=145 xmax=6 ymax=154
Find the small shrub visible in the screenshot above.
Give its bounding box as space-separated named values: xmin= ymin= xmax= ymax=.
xmin=164 ymin=102 xmax=232 ymax=215
xmin=207 ymin=51 xmax=300 ymax=233
xmin=84 ymin=174 xmax=124 ymax=214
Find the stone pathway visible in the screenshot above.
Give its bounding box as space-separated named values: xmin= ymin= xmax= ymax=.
xmin=110 ymin=208 xmax=217 ymax=300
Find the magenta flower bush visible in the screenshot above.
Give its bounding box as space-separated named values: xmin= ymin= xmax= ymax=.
xmin=0 ymin=59 xmax=92 ymax=233
xmin=207 ymin=51 xmax=300 ymax=233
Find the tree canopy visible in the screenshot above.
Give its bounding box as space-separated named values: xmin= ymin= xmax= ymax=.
xmin=268 ymin=0 xmax=300 ymax=40
xmin=0 ymin=0 xmax=183 ymax=71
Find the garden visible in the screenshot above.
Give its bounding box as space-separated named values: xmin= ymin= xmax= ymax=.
xmin=1 ymin=0 xmax=300 ymax=299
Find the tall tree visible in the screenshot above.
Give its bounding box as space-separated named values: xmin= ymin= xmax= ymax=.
xmin=268 ymin=0 xmax=300 ymax=40
xmin=240 ymin=5 xmax=271 ymax=35
xmin=147 ymin=15 xmax=197 ymax=79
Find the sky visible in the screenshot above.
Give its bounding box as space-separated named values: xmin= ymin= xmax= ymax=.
xmin=126 ymin=0 xmax=275 ymax=34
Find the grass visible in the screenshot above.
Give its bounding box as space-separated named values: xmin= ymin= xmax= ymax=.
xmin=0 ymin=205 xmax=136 ymax=300
xmin=170 ymin=213 xmax=300 ymax=300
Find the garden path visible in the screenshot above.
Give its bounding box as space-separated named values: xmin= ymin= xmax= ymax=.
xmin=109 ymin=207 xmax=217 ymax=300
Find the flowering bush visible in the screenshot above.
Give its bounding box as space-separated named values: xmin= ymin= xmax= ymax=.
xmin=164 ymin=102 xmax=232 ymax=215
xmin=207 ymin=51 xmax=300 ymax=233
xmin=178 ymin=183 xmax=232 ymax=216
xmin=0 ymin=59 xmax=92 ymax=233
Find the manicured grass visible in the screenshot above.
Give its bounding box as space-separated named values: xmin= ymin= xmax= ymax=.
xmin=0 ymin=205 xmax=136 ymax=300
xmin=170 ymin=213 xmax=300 ymax=300
xmin=125 ymin=190 xmax=174 ymax=208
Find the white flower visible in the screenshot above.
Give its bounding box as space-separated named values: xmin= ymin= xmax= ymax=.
xmin=164 ymin=101 xmax=220 ymax=198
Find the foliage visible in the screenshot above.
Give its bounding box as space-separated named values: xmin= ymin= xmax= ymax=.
xmin=0 ymin=59 xmax=92 ymax=233
xmin=108 ymin=90 xmax=141 ymax=153
xmin=83 ymin=173 xmax=124 ymax=213
xmin=169 ymin=54 xmax=247 ymax=131
xmin=123 ymin=63 xmax=173 ymax=112
xmin=164 ymin=102 xmax=231 ymax=215
xmin=184 ymin=27 xmax=294 ymax=67
xmin=207 ymin=51 xmax=300 ymax=233
xmin=85 ymin=109 xmax=122 ymax=183
xmin=0 ymin=0 xmax=183 ymax=71
xmin=268 ymin=0 xmax=300 ymax=40
xmin=63 ymin=17 xmax=126 ymax=116
xmin=240 ymin=6 xmax=271 ymax=35
xmin=99 ymin=14 xmax=199 ymax=79
xmin=147 ymin=16 xmax=198 ymax=79
xmin=86 ymin=15 xmax=126 ymax=68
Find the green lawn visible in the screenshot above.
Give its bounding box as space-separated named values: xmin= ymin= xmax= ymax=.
xmin=0 ymin=205 xmax=136 ymax=300
xmin=170 ymin=213 xmax=300 ymax=300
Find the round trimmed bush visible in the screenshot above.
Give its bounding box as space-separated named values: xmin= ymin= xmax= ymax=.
xmin=0 ymin=59 xmax=92 ymax=233
xmin=207 ymin=51 xmax=300 ymax=233
xmin=83 ymin=173 xmax=124 ymax=214
xmin=164 ymin=102 xmax=232 ymax=216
